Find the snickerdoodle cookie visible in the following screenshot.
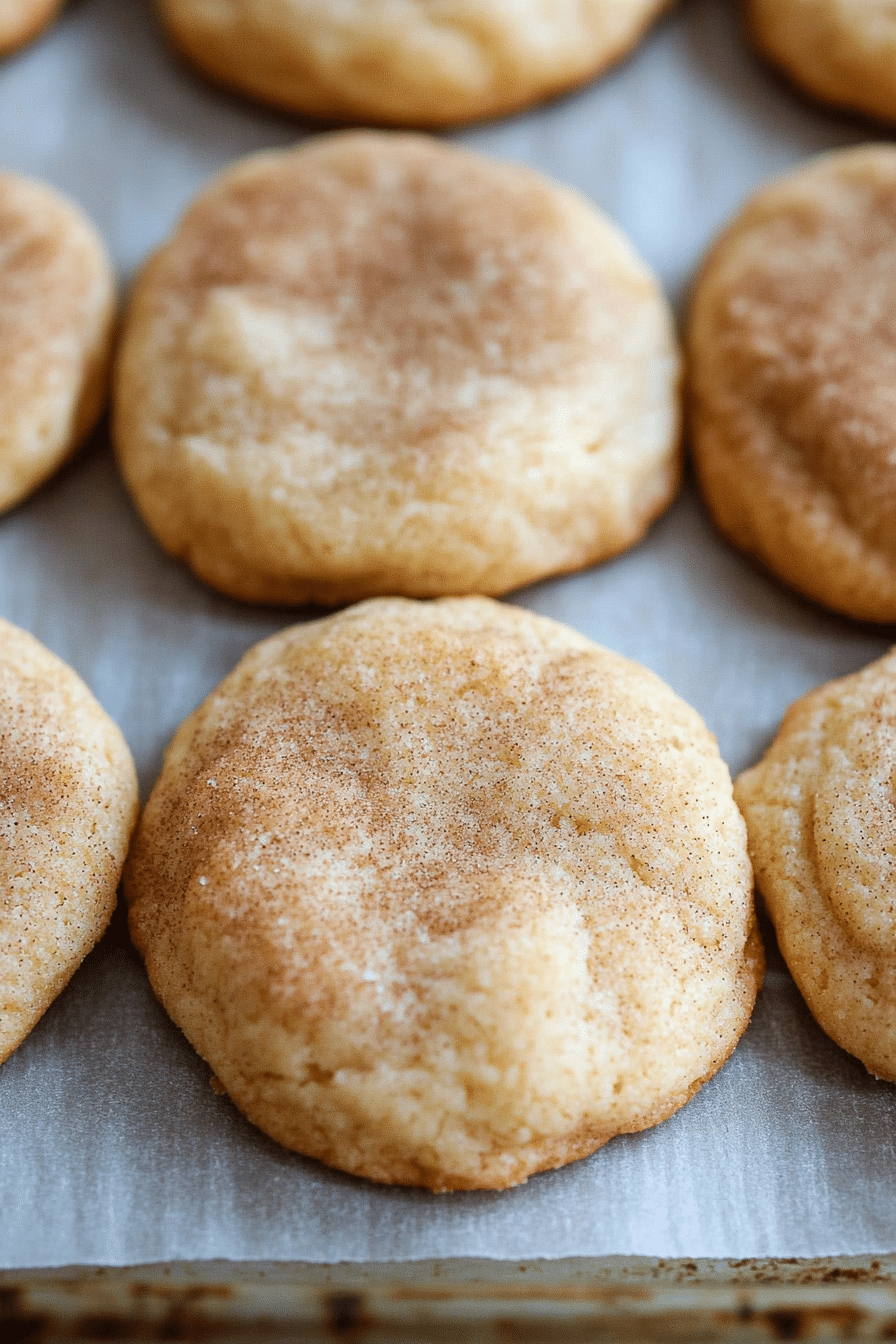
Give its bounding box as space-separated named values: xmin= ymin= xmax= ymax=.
xmin=0 ymin=0 xmax=63 ymax=56
xmin=0 ymin=172 xmax=116 ymax=515
xmin=0 ymin=619 xmax=139 ymax=1065
xmin=114 ymin=132 xmax=681 ymax=606
xmin=126 ymin=597 xmax=762 ymax=1191
xmin=689 ymin=145 xmax=896 ymax=622
xmin=736 ymin=650 xmax=896 ymax=1081
xmin=749 ymin=0 xmax=896 ymax=124
xmin=157 ymin=0 xmax=671 ymax=127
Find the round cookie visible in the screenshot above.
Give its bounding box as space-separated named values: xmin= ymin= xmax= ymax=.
xmin=126 ymin=596 xmax=762 ymax=1192
xmin=749 ymin=0 xmax=896 ymax=125
xmin=0 ymin=172 xmax=116 ymax=515
xmin=156 ymin=0 xmax=671 ymax=128
xmin=114 ymin=132 xmax=681 ymax=606
xmin=0 ymin=0 xmax=63 ymax=57
xmin=736 ymin=650 xmax=896 ymax=1081
xmin=688 ymin=145 xmax=896 ymax=622
xmin=0 ymin=619 xmax=139 ymax=1065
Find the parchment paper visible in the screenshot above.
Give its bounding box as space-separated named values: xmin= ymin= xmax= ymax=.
xmin=2 ymin=0 xmax=895 ymax=1269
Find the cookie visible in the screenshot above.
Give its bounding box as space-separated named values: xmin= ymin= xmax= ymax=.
xmin=688 ymin=145 xmax=896 ymax=622
xmin=0 ymin=171 xmax=116 ymax=516
xmin=114 ymin=132 xmax=681 ymax=606
xmin=126 ymin=596 xmax=762 ymax=1192
xmin=0 ymin=0 xmax=63 ymax=56
xmin=156 ymin=0 xmax=671 ymax=127
xmin=0 ymin=619 xmax=139 ymax=1065
xmin=736 ymin=650 xmax=896 ymax=1081
xmin=749 ymin=0 xmax=896 ymax=124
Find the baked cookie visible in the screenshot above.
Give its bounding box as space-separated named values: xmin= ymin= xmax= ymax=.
xmin=736 ymin=650 xmax=896 ymax=1081
xmin=126 ymin=596 xmax=762 ymax=1191
xmin=114 ymin=132 xmax=681 ymax=606
xmin=689 ymin=145 xmax=896 ymax=622
xmin=156 ymin=0 xmax=671 ymax=128
xmin=749 ymin=0 xmax=896 ymax=125
xmin=0 ymin=172 xmax=116 ymax=515
xmin=0 ymin=0 xmax=63 ymax=57
xmin=0 ymin=619 xmax=139 ymax=1065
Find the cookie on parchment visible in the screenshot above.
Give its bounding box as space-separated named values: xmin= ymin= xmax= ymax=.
xmin=749 ymin=0 xmax=896 ymax=125
xmin=0 ymin=172 xmax=116 ymax=515
xmin=157 ymin=0 xmax=671 ymax=128
xmin=0 ymin=0 xmax=63 ymax=56
xmin=114 ymin=132 xmax=681 ymax=606
xmin=689 ymin=145 xmax=896 ymax=622
xmin=126 ymin=596 xmax=762 ymax=1192
xmin=0 ymin=619 xmax=139 ymax=1065
xmin=736 ymin=650 xmax=896 ymax=1081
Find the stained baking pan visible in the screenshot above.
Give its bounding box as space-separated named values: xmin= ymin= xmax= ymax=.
xmin=5 ymin=1256 xmax=896 ymax=1341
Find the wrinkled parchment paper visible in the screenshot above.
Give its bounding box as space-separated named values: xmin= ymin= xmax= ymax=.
xmin=1 ymin=0 xmax=895 ymax=1269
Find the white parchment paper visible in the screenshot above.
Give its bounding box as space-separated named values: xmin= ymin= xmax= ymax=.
xmin=1 ymin=0 xmax=895 ymax=1269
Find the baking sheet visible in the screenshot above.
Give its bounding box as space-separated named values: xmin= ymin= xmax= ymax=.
xmin=1 ymin=0 xmax=895 ymax=1269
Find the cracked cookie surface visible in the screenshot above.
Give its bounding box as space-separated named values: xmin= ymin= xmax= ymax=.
xmin=0 ymin=619 xmax=138 ymax=1064
xmin=0 ymin=171 xmax=115 ymax=515
xmin=689 ymin=145 xmax=896 ymax=621
xmin=115 ymin=132 xmax=680 ymax=606
xmin=126 ymin=596 xmax=761 ymax=1191
xmin=736 ymin=649 xmax=896 ymax=1081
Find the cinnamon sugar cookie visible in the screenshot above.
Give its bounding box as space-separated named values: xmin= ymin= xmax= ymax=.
xmin=689 ymin=146 xmax=896 ymax=622
xmin=0 ymin=0 xmax=63 ymax=57
xmin=736 ymin=650 xmax=896 ymax=1081
xmin=749 ymin=0 xmax=896 ymax=124
xmin=114 ymin=132 xmax=681 ymax=606
xmin=0 ymin=172 xmax=116 ymax=515
xmin=157 ymin=0 xmax=671 ymax=127
xmin=126 ymin=597 xmax=762 ymax=1191
xmin=0 ymin=619 xmax=139 ymax=1065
